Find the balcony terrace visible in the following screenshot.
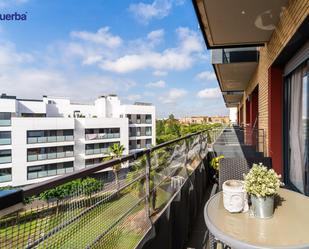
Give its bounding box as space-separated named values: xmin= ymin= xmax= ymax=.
xmin=0 ymin=124 xmax=308 ymax=248
xmin=0 ymin=0 xmax=308 ymax=247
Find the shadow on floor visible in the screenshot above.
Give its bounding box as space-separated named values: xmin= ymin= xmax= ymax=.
xmin=185 ymin=185 xmax=212 ymax=249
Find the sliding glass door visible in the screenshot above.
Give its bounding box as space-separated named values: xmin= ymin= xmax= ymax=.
xmin=284 ymin=60 xmax=309 ymax=195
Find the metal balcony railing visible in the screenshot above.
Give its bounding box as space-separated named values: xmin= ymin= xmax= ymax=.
xmin=0 ymin=120 xmax=11 ymax=126
xmin=85 ymin=148 xmax=109 ymax=155
xmin=27 ymin=136 xmax=74 ymax=144
xmin=27 ymin=151 xmax=74 ymax=162
xmin=0 ymin=156 xmax=11 ymax=164
xmin=0 ymin=127 xmax=224 ymax=249
xmin=85 ymin=133 xmax=120 ymax=140
xmin=0 ymin=138 xmax=11 ymax=145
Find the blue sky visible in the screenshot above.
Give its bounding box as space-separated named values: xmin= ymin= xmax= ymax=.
xmin=0 ymin=0 xmax=228 ymax=118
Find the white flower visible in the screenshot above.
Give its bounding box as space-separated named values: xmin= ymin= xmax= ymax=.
xmin=243 ymin=164 xmax=283 ymax=197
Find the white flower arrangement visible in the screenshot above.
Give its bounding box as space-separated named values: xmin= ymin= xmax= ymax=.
xmin=244 ymin=163 xmax=283 ymax=198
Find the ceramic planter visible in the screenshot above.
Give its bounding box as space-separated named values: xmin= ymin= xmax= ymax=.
xmin=251 ymin=194 xmax=274 ymax=218
xmin=223 ymin=180 xmax=248 ymax=213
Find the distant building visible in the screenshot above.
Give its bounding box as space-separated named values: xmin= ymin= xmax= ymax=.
xmin=179 ymin=115 xmax=229 ymax=124
xmin=0 ymin=94 xmax=155 ymax=187
xmin=229 ymin=108 xmax=237 ymax=124
xmin=207 ymin=115 xmax=230 ymax=124
xmin=179 ymin=116 xmax=208 ymax=124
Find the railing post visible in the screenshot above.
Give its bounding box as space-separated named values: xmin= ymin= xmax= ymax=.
xmin=198 ymin=133 xmax=203 ymax=159
xmin=145 ymin=150 xmax=151 ymax=218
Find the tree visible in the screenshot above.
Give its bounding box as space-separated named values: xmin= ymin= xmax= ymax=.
xmin=156 ymin=120 xmax=165 ymax=136
xmin=103 ymin=143 xmax=125 ymax=193
xmin=168 ymin=114 xmax=175 ymax=120
xmin=39 ymin=178 xmax=102 ymax=214
xmin=81 ymin=177 xmax=103 ymax=197
xmin=39 ymin=180 xmax=80 ymax=215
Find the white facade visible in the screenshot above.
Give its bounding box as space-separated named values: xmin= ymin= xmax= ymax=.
xmin=0 ymin=94 xmax=155 ymax=187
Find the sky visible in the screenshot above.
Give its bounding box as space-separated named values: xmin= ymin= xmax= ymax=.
xmin=0 ymin=0 xmax=228 ymax=118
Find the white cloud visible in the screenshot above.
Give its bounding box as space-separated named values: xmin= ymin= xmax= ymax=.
xmin=197 ymin=87 xmax=221 ymax=99
xmin=153 ymin=70 xmax=167 ymax=76
xmin=0 ymin=67 xmax=137 ymax=101
xmin=0 ymin=41 xmax=137 ymax=100
xmin=71 ymin=27 xmax=122 ymax=48
xmin=100 ymin=27 xmax=203 ymax=73
xmin=196 ymin=70 xmax=216 ymax=81
xmin=146 ymin=80 xmax=166 ymax=88
xmin=127 ymin=29 xmax=165 ymax=51
xmin=0 ymin=42 xmax=33 ymax=68
xmin=129 ymin=0 xmax=173 ymax=24
xmin=147 ymin=29 xmax=164 ymax=44
xmin=126 ymin=94 xmax=142 ymax=102
xmin=160 ymin=88 xmax=187 ymax=103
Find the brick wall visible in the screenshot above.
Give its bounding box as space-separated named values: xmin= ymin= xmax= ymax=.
xmin=240 ymin=0 xmax=309 ymax=155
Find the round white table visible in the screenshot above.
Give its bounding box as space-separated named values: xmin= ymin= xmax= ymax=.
xmin=204 ymin=188 xmax=309 ymax=249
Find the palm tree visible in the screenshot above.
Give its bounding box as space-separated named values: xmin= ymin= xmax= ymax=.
xmin=103 ymin=143 xmax=125 ymax=193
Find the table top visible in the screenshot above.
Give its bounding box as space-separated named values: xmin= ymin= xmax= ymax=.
xmin=204 ymin=188 xmax=309 ymax=249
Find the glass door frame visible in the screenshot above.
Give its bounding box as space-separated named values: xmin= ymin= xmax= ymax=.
xmin=283 ymin=59 xmax=309 ymax=195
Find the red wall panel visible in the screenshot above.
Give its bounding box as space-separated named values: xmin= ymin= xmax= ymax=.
xmin=268 ymin=67 xmax=283 ymax=175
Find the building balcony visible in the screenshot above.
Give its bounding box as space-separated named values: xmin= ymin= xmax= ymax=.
xmin=0 ymin=119 xmax=11 ymax=126
xmin=212 ymin=47 xmax=259 ymax=65
xmin=27 ymin=162 xmax=74 ymax=180
xmin=85 ymin=148 xmax=109 ymax=155
xmin=0 ymin=168 xmax=12 ymax=183
xmin=0 ymin=155 xmax=11 ymax=164
xmin=27 ymin=135 xmax=74 ymax=144
xmin=27 ymin=151 xmax=74 ymax=162
xmin=0 ymin=138 xmax=11 ymax=145
xmin=85 ymin=133 xmax=120 ymax=141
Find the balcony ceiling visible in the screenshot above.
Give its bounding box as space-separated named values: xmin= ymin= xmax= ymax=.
xmin=194 ymin=0 xmax=289 ymax=48
xmin=223 ymin=94 xmax=243 ymax=108
xmin=215 ymin=62 xmax=257 ymax=92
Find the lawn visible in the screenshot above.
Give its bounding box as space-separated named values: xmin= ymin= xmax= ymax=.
xmin=0 ymin=189 xmax=153 ymax=249
xmin=0 ymin=180 xmax=175 ymax=249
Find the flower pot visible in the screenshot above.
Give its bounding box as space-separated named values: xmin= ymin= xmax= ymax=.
xmin=223 ymin=180 xmax=248 ymax=213
xmin=251 ymin=195 xmax=274 ymax=218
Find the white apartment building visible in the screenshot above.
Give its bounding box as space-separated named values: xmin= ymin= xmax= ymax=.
xmin=0 ymin=94 xmax=155 ymax=187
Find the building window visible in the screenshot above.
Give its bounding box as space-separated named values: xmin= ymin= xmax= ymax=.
xmin=21 ymin=113 xmax=46 ymax=117
xmin=136 ymin=127 xmax=141 ymax=136
xmin=27 ymin=161 xmax=74 ymax=180
xmin=85 ymin=128 xmax=120 ymax=140
xmin=27 ymin=146 xmax=74 ymax=162
xmin=0 ymin=112 xmax=11 ymax=126
xmin=126 ymin=114 xmax=132 ymax=124
xmin=0 ymin=150 xmax=11 ymax=164
xmin=85 ymin=142 xmax=120 ymax=155
xmin=146 ymin=139 xmax=152 ymax=148
xmin=85 ymin=158 xmax=103 ymax=167
xmin=27 ymin=130 xmax=74 ymax=144
xmin=129 ymin=140 xmax=134 ymax=150
xmin=284 ymin=60 xmax=309 ymax=195
xmin=136 ymin=114 xmax=141 ymax=124
xmin=146 ymin=114 xmax=152 ymax=124
xmin=136 ymin=140 xmax=141 ymax=149
xmin=0 ymin=168 xmax=12 ymax=183
xmin=145 ymin=127 xmax=152 ymax=136
xmin=0 ymin=131 xmax=11 ymax=145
